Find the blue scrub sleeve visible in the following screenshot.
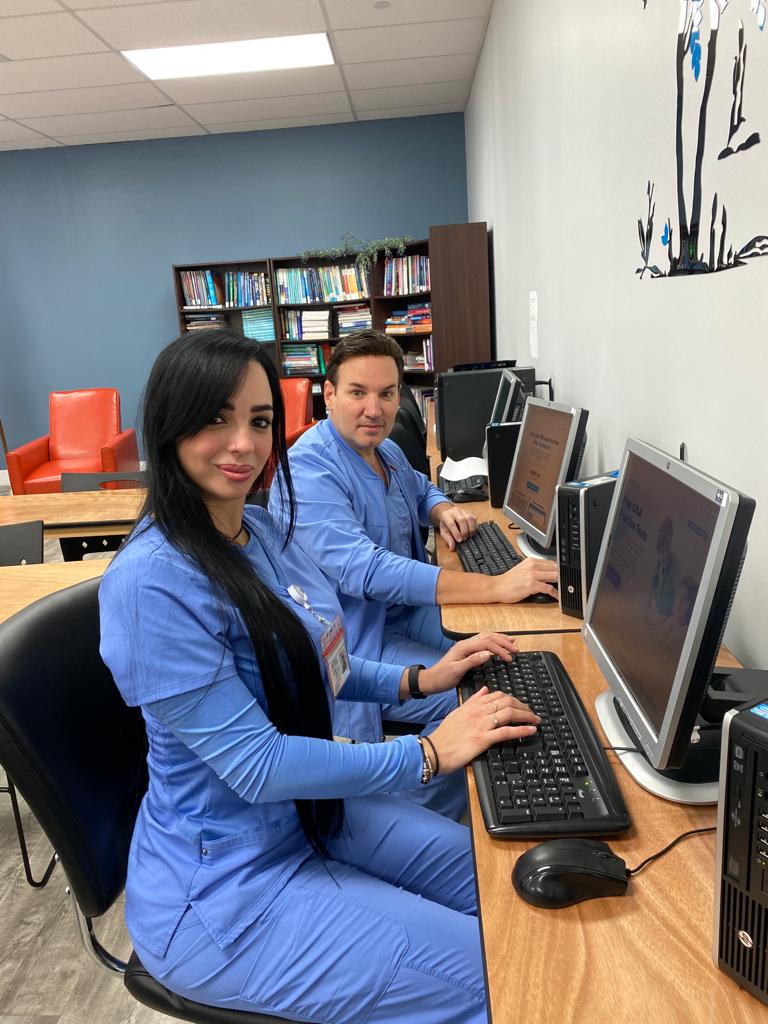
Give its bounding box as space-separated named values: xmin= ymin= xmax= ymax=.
xmin=284 ymin=456 xmax=440 ymax=607
xmin=343 ymin=654 xmax=404 ymax=705
xmin=147 ymin=677 xmax=423 ymax=803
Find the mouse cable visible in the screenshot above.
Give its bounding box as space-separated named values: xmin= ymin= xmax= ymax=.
xmin=626 ymin=826 xmax=716 ymax=876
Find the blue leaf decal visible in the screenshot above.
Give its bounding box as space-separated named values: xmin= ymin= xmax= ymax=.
xmin=661 ymin=223 xmax=670 ymax=246
xmin=691 ymin=30 xmax=701 ymax=80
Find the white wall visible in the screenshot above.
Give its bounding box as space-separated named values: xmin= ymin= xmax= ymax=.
xmin=466 ymin=0 xmax=768 ymax=667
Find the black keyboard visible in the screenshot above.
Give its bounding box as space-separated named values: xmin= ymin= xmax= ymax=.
xmin=456 ymin=521 xmax=522 ymax=575
xmin=460 ymin=652 xmax=630 ymax=837
xmin=438 ymin=473 xmax=488 ymax=495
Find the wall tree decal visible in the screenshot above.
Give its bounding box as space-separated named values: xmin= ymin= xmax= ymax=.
xmin=638 ymin=0 xmax=768 ymax=276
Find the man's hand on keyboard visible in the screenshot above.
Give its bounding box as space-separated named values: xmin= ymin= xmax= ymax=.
xmin=490 ymin=557 xmax=559 ymax=604
xmin=418 ymin=632 xmax=518 ymax=695
xmin=433 ymin=504 xmax=478 ymax=551
xmin=427 ymin=686 xmax=541 ymax=775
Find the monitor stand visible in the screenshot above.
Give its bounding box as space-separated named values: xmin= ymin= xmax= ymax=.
xmin=516 ymin=533 xmax=556 ymax=561
xmin=595 ymin=693 xmax=720 ymax=805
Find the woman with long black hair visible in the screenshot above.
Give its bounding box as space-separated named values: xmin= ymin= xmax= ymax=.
xmin=99 ymin=329 xmax=539 ymax=1024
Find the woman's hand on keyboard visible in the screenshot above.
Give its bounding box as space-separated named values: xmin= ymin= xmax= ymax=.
xmin=418 ymin=633 xmax=518 ymax=695
xmin=491 ymin=556 xmax=559 ymax=603
xmin=427 ymin=686 xmax=541 ymax=774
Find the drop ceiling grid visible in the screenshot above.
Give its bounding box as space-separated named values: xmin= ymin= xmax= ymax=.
xmin=0 ymin=0 xmax=490 ymax=148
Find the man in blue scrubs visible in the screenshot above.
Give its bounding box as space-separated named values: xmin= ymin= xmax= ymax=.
xmin=270 ymin=331 xmax=557 ymax=817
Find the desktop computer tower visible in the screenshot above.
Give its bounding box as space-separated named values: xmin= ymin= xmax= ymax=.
xmin=714 ymin=699 xmax=768 ymax=1007
xmin=555 ymin=474 xmax=617 ymax=618
xmin=485 ymin=421 xmax=522 ymax=508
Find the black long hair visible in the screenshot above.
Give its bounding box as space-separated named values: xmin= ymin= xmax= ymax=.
xmin=139 ymin=328 xmax=342 ymax=853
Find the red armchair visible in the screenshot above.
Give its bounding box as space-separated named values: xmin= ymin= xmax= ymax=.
xmin=280 ymin=377 xmax=316 ymax=448
xmin=6 ymin=388 xmax=140 ymax=495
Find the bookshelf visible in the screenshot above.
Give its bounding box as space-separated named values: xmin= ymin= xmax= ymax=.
xmin=172 ymin=222 xmax=493 ymax=419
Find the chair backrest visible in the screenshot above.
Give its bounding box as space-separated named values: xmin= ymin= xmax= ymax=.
xmin=49 ymin=389 xmax=122 ymax=462
xmin=279 ymin=378 xmax=313 ymax=436
xmin=60 ymin=470 xmax=147 ymax=492
xmin=0 ymin=520 xmax=44 ymax=565
xmin=0 ymin=578 xmax=147 ymax=919
xmin=389 ymin=384 xmax=429 ymax=478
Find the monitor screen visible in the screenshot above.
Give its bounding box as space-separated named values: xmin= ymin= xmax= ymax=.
xmin=584 ymin=439 xmax=754 ymax=776
xmin=502 ymin=398 xmax=588 ymax=551
xmin=487 ymin=369 xmax=519 ymax=426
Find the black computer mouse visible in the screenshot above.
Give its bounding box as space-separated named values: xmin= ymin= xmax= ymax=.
xmin=526 ymin=591 xmax=558 ymax=603
xmin=512 ymin=838 xmax=628 ymax=909
xmin=451 ymin=489 xmax=489 ymax=503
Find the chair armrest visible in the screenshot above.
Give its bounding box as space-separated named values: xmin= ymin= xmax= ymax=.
xmin=285 ymin=420 xmax=316 ymax=449
xmin=101 ymin=429 xmax=139 ymax=472
xmin=6 ymin=435 xmax=50 ymax=494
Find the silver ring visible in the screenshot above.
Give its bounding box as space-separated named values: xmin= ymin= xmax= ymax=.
xmin=492 ymin=713 xmax=499 ymax=729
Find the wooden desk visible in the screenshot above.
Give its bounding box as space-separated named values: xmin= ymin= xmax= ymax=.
xmin=436 ymin=502 xmax=580 ymax=636
xmin=469 ymin=632 xmax=756 ymax=1024
xmin=0 ymin=561 xmax=109 ymax=624
xmin=0 ymin=490 xmax=144 ymax=540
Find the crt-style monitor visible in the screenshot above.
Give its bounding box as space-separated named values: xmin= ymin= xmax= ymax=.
xmin=583 ymin=438 xmax=755 ymax=804
xmin=502 ymin=397 xmax=588 ymax=558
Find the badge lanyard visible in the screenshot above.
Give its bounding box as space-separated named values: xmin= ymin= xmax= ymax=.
xmin=287 ymin=585 xmax=350 ymax=696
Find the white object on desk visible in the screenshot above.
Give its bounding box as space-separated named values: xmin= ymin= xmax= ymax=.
xmin=439 ymin=456 xmax=488 ymax=481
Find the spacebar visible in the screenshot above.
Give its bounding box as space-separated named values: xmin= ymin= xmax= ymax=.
xmin=498 ymin=808 xmax=533 ymax=824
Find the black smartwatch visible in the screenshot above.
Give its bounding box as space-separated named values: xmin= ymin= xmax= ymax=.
xmin=408 ymin=663 xmax=426 ymax=699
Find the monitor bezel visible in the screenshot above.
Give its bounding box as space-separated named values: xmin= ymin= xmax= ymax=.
xmin=502 ymin=396 xmax=586 ymax=548
xmin=488 ymin=369 xmax=522 ymax=427
xmin=583 ymin=438 xmax=745 ymax=770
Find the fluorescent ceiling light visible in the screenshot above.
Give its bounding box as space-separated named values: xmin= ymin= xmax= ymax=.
xmin=122 ymin=33 xmax=334 ymax=81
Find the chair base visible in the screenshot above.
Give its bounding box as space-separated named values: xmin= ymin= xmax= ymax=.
xmin=125 ymin=952 xmax=300 ymax=1024
xmin=1 ymin=775 xmax=57 ymax=888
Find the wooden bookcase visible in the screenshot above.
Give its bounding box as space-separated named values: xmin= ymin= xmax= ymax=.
xmin=172 ymin=222 xmax=493 ymax=418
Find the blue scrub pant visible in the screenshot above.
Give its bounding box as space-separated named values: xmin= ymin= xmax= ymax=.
xmin=135 ymin=796 xmax=487 ymax=1024
xmin=380 ymin=605 xmax=465 ymax=820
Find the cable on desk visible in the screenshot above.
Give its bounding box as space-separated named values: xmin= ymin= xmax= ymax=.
xmin=626 ymin=827 xmax=716 ymax=876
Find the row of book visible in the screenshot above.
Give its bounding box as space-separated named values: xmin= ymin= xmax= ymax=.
xmin=402 ymin=336 xmax=433 ymax=371
xmin=241 ymin=308 xmax=276 ymax=342
xmin=382 ymin=255 xmax=430 ymax=296
xmin=223 ymin=270 xmax=271 ymax=308
xmin=275 ymin=265 xmax=369 ymax=304
xmin=410 ymin=386 xmax=434 ymax=422
xmin=385 ymin=301 xmax=432 ymax=335
xmin=338 ymin=304 xmax=372 ymax=335
xmin=180 ymin=268 xmax=271 ymax=309
xmin=282 ymin=342 xmax=331 ymax=376
xmin=183 ymin=312 xmax=227 ymax=331
xmin=282 ymin=308 xmax=330 ymax=340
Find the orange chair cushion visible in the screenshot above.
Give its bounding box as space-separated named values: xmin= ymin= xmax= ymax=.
xmin=279 ymin=378 xmax=313 ymax=437
xmin=23 ymin=457 xmax=105 ymax=494
xmin=49 ymin=389 xmax=121 ymax=461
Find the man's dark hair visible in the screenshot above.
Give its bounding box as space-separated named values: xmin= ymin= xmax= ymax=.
xmin=326 ymin=329 xmax=404 ymax=387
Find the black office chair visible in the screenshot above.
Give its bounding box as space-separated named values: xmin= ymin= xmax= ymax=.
xmin=0 ymin=518 xmax=57 ymax=888
xmin=0 ymin=578 xmax=308 ymax=1024
xmin=58 ymin=472 xmax=145 ymax=561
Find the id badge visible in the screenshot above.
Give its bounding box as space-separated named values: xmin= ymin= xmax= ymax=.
xmin=321 ymin=615 xmax=350 ymax=696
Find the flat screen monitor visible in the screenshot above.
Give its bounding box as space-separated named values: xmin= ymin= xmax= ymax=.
xmin=502 ymin=397 xmax=588 ymax=557
xmin=436 ymin=368 xmax=504 ymax=460
xmin=583 ymin=438 xmax=755 ymax=803
xmin=481 ymin=371 xmax=524 ymax=460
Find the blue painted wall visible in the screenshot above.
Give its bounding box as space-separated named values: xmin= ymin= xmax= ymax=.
xmin=0 ymin=113 xmax=467 ymax=460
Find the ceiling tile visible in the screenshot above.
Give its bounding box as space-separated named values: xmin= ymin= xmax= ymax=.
xmin=54 ymin=125 xmax=207 ymax=144
xmin=333 ymin=18 xmax=485 ymax=64
xmin=0 ymin=136 xmax=60 ymax=149
xmin=342 ymin=52 xmax=475 ymax=90
xmin=0 ymin=53 xmax=144 ymax=94
xmin=160 ymin=64 xmax=344 ymax=105
xmin=207 ymin=112 xmax=353 ymax=134
xmin=324 ymin=0 xmax=492 ymax=31
xmin=0 ymin=81 xmax=170 ymax=118
xmin=0 ymin=118 xmax=47 ymax=139
xmin=351 ymin=80 xmax=468 ymax=112
xmin=77 ymin=0 xmax=325 ymax=49
xmin=357 ymin=102 xmax=462 ymax=121
xmin=0 ymin=12 xmax=108 ymax=59
xmin=185 ymin=91 xmax=351 ymax=125
xmin=0 ymin=0 xmax=62 ymax=13
xmin=18 ymin=103 xmax=196 ymax=136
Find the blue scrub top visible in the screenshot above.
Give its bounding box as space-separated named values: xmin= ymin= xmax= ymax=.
xmin=99 ymin=507 xmax=421 ymax=960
